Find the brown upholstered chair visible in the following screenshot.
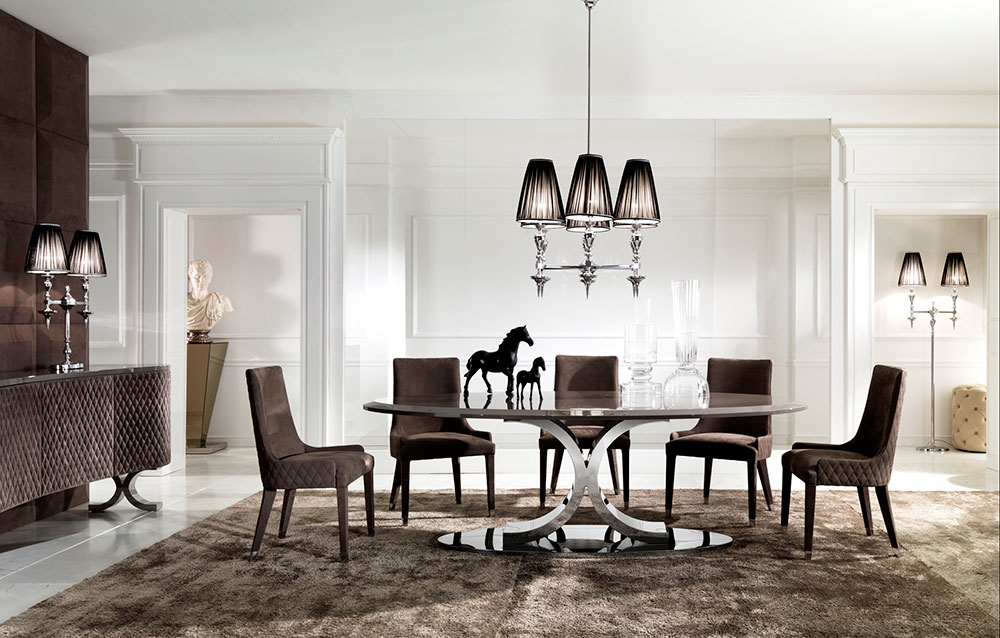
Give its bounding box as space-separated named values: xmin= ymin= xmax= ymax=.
xmin=389 ymin=358 xmax=496 ymax=525
xmin=781 ymin=365 xmax=906 ymax=559
xmin=665 ymin=358 xmax=773 ymax=523
xmin=246 ymin=366 xmax=374 ymax=561
xmin=539 ymin=355 xmax=630 ymax=508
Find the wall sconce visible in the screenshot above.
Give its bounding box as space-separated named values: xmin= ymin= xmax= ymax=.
xmin=897 ymin=251 xmax=969 ymax=453
xmin=24 ymin=224 xmax=106 ymax=373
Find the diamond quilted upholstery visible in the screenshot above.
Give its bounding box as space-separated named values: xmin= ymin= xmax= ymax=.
xmin=112 ymin=370 xmax=171 ymax=475
xmin=0 ymin=384 xmax=43 ymax=512
xmin=41 ymin=375 xmax=115 ymax=495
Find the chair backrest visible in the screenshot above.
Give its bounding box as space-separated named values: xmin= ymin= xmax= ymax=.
xmin=695 ymin=358 xmax=773 ymax=436
xmin=246 ymin=367 xmax=306 ymax=469
xmin=849 ymin=365 xmax=907 ymax=461
xmin=554 ymin=355 xmax=619 ymax=392
xmin=390 ymin=358 xmax=464 ymax=447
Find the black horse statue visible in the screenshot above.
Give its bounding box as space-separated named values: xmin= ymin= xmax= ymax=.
xmin=517 ymin=357 xmax=545 ymax=402
xmin=464 ymin=325 xmax=534 ymax=397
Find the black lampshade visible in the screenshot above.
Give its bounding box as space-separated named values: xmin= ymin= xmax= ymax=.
xmin=897 ymin=252 xmax=926 ymax=286
xmin=613 ymin=159 xmax=660 ymax=227
xmin=24 ymin=223 xmax=69 ymax=274
xmin=566 ymin=218 xmax=610 ymax=233
xmin=516 ymin=159 xmax=565 ymax=227
xmin=940 ymin=252 xmax=969 ymax=287
xmin=68 ymin=230 xmax=107 ymax=277
xmin=565 ymin=154 xmax=613 ymax=222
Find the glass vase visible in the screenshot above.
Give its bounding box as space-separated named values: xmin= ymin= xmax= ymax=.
xmin=620 ymin=323 xmax=661 ymax=408
xmin=663 ymin=280 xmax=710 ymax=408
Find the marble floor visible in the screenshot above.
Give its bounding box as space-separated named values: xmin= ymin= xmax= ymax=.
xmin=1 ymin=446 xmax=996 ymax=623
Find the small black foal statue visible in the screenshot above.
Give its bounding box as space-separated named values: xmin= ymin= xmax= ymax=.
xmin=517 ymin=357 xmax=545 ymax=402
xmin=464 ymin=325 xmax=534 ymax=397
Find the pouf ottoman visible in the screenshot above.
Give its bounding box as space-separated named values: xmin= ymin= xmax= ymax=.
xmin=951 ymin=384 xmax=987 ymax=453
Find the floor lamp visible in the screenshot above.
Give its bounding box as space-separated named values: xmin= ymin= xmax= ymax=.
xmin=897 ymin=251 xmax=970 ymax=453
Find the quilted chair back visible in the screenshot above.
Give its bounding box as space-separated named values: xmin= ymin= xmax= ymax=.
xmin=850 ymin=365 xmax=907 ymax=464
xmin=246 ymin=367 xmax=307 ymax=479
xmin=391 ymin=358 xmax=467 ymax=454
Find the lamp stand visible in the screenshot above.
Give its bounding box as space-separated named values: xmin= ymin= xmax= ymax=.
xmin=908 ymin=287 xmax=959 ymax=453
xmin=53 ymin=285 xmax=84 ymax=373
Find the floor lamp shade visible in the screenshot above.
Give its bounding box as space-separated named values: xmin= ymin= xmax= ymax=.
xmin=24 ymin=223 xmax=69 ymax=274
xmin=565 ymin=154 xmax=613 ymax=222
xmin=613 ymin=159 xmax=660 ymax=227
xmin=940 ymin=252 xmax=969 ymax=287
xmin=897 ymin=252 xmax=927 ymax=287
xmin=68 ymin=230 xmax=107 ymax=277
xmin=516 ymin=159 xmax=566 ymax=227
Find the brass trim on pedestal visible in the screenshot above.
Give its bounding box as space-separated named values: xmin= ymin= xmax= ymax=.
xmin=186 ymin=341 xmax=228 ymax=452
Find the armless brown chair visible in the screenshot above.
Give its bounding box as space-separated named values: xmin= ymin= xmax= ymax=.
xmin=665 ymin=358 xmax=773 ymax=523
xmin=539 ymin=355 xmax=630 ymax=508
xmin=781 ymin=365 xmax=906 ymax=559
xmin=389 ymin=358 xmax=496 ymax=525
xmin=246 ymin=366 xmax=374 ymax=562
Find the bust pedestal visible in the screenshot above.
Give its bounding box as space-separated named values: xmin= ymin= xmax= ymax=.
xmin=186 ymin=341 xmax=229 ymax=454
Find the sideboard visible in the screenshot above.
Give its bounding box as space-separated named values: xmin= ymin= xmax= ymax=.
xmin=0 ymin=366 xmax=171 ymax=533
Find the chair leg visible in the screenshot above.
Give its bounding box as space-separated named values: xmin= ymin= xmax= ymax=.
xmin=337 ymin=481 xmax=350 ymax=562
xmin=607 ymin=449 xmax=621 ymax=496
xmin=804 ymin=483 xmax=816 ymax=560
xmin=401 ymin=460 xmax=410 ymax=526
xmin=539 ymin=448 xmax=547 ymax=507
xmin=780 ymin=466 xmax=792 ymax=527
xmin=550 ymin=448 xmax=564 ymax=494
xmin=703 ymin=457 xmax=713 ymax=503
xmin=875 ymin=486 xmax=899 ymax=549
xmin=665 ymin=453 xmax=676 ymax=519
xmin=249 ymin=489 xmax=276 ymax=560
xmin=364 ymin=470 xmax=375 ymax=536
xmin=747 ymin=460 xmax=757 ymax=524
xmin=389 ymin=459 xmax=401 ymax=511
xmin=858 ymin=486 xmax=873 ymax=536
xmin=278 ymin=489 xmax=296 ymax=539
xmin=486 ymin=454 xmax=496 ymax=515
xmin=622 ymin=447 xmax=630 ymax=510
xmin=451 ymin=457 xmax=462 ymax=505
xmin=757 ymin=460 xmax=773 ymax=512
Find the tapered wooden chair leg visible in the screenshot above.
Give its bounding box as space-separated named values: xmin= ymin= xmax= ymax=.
xmin=451 ymin=457 xmax=462 ymax=504
xmin=858 ymin=486 xmax=873 ymax=536
xmin=337 ymin=482 xmax=350 ymax=561
xmin=250 ymin=489 xmax=276 ymax=560
xmin=364 ymin=470 xmax=375 ymax=536
xmin=875 ymin=486 xmax=899 ymax=549
xmin=747 ymin=461 xmax=757 ymax=524
xmin=278 ymin=489 xmax=296 ymax=539
xmin=780 ymin=466 xmax=792 ymax=527
xmin=804 ymin=483 xmax=816 ymax=559
xmin=550 ymin=448 xmax=564 ymax=494
xmin=665 ymin=453 xmax=676 ymax=519
xmin=389 ymin=459 xmax=401 ymax=511
xmin=607 ymin=449 xmax=621 ymax=496
xmin=400 ymin=460 xmax=411 ymax=526
xmin=703 ymin=457 xmax=713 ymax=503
xmin=485 ymin=454 xmax=496 ymax=514
xmin=757 ymin=460 xmax=773 ymax=511
xmin=539 ymin=449 xmax=547 ymax=507
xmin=622 ymin=447 xmax=630 ymax=510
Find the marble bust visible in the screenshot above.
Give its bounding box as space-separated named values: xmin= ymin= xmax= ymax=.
xmin=186 ymin=259 xmax=234 ymax=343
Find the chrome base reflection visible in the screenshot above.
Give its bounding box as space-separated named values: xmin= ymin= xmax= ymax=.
xmin=438 ymin=524 xmax=733 ymax=556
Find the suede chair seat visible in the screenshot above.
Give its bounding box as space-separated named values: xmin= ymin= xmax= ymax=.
xmin=396 ymin=432 xmax=495 ymax=461
xmin=667 ymin=431 xmax=767 ymax=460
xmin=246 ymin=366 xmax=374 ymax=562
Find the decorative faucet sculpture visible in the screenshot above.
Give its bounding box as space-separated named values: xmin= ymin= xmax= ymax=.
xmin=463 ymin=326 xmax=534 ymax=397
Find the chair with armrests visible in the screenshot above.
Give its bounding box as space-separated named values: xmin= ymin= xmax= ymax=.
xmin=539 ymin=355 xmax=629 ymax=508
xmin=781 ymin=364 xmax=906 ymax=559
xmin=246 ymin=366 xmax=374 ymax=562
xmin=665 ymin=358 xmax=773 ymax=523
xmin=390 ymin=358 xmax=496 ymax=525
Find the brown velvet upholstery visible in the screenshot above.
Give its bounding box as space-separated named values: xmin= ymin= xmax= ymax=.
xmin=246 ymin=366 xmax=374 ymax=561
xmin=665 ymin=358 xmax=773 ymax=522
xmin=781 ymin=365 xmax=906 ymax=558
xmin=539 ymin=355 xmax=630 ymax=507
xmin=389 ymin=358 xmax=495 ymax=524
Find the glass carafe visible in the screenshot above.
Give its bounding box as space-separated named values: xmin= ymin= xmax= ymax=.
xmin=663 ymin=280 xmax=710 ymax=408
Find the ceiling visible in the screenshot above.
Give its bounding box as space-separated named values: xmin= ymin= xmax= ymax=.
xmin=2 ymin=0 xmax=997 ymax=96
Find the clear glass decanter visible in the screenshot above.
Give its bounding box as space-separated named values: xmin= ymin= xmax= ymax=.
xmin=662 ymin=279 xmax=710 ymax=408
xmin=620 ymin=323 xmax=661 ymax=408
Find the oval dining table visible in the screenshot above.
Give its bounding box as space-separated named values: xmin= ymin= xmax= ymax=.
xmin=364 ymin=391 xmax=806 ymax=556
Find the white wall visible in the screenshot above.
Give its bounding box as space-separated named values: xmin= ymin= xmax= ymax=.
xmin=873 ymin=215 xmax=989 ymax=446
xmin=188 ymin=213 xmax=302 ymax=447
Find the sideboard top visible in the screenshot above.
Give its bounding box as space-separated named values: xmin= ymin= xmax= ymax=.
xmin=0 ymin=365 xmax=170 ymax=388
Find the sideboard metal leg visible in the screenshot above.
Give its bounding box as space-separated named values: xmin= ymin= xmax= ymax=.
xmin=88 ymin=478 xmax=125 ymax=512
xmin=89 ymin=472 xmax=161 ymax=512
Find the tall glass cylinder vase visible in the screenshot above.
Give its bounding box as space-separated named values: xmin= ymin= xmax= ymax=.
xmin=620 ymin=323 xmax=661 ymax=408
xmin=663 ymin=280 xmax=710 ymax=408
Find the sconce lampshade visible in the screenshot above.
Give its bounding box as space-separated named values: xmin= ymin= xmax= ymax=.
xmin=24 ymin=223 xmax=69 ymax=274
xmin=516 ymin=159 xmax=565 ymax=227
xmin=68 ymin=230 xmax=107 ymax=277
xmin=940 ymin=252 xmax=969 ymax=287
xmin=565 ymin=154 xmax=613 ymax=222
xmin=897 ymin=252 xmax=926 ymax=286
xmin=613 ymin=159 xmax=660 ymax=227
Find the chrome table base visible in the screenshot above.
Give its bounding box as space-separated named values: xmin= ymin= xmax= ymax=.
xmin=438 ymin=419 xmax=734 ymax=556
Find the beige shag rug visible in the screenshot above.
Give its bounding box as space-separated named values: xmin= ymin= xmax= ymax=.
xmin=1 ymin=489 xmax=997 ymax=638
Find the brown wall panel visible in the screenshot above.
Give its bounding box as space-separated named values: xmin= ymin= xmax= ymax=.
xmin=0 ymin=324 xmax=35 ymax=374
xmin=0 ymin=115 xmax=35 ymax=224
xmin=0 ymin=12 xmax=34 ymax=124
xmin=0 ymin=219 xmax=37 ymax=324
xmin=36 ymin=129 xmax=87 ymax=229
xmin=34 ymin=32 xmax=87 ymax=144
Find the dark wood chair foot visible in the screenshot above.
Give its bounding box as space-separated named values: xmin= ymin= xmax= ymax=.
xmin=703 ymin=457 xmax=713 ymax=502
xmin=451 ymin=457 xmax=462 ymax=505
xmin=278 ymin=489 xmax=296 ymax=539
xmin=747 ymin=461 xmax=757 ymax=521
xmin=486 ymin=454 xmax=496 ymax=514
xmin=622 ymin=447 xmax=630 ymax=509
xmin=401 ymin=460 xmax=410 ymax=526
xmin=539 ymin=449 xmax=547 ymax=507
xmin=875 ymin=486 xmax=899 ymax=549
xmin=364 ymin=470 xmax=375 ymax=536
xmin=607 ymin=449 xmax=621 ymax=496
xmin=780 ymin=466 xmax=792 ymax=527
xmin=249 ymin=490 xmax=276 ymax=561
xmin=804 ymin=483 xmax=816 ymax=558
xmin=858 ymin=486 xmax=873 ymax=536
xmin=757 ymin=460 xmax=773 ymax=512
xmin=665 ymin=453 xmax=676 ymax=516
xmin=549 ymin=448 xmax=564 ymax=494
xmin=337 ymin=482 xmax=350 ymax=561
